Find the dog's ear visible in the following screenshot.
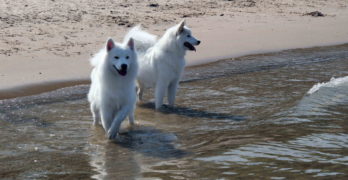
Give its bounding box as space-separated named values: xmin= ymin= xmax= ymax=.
xmin=106 ymin=38 xmax=115 ymax=52
xmin=177 ymin=20 xmax=185 ymax=35
xmin=127 ymin=38 xmax=134 ymax=51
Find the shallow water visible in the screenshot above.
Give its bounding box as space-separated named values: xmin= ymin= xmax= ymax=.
xmin=1 ymin=44 xmax=348 ymax=179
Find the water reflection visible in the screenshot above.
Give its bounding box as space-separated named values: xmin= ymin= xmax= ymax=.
xmin=88 ymin=122 xmax=187 ymax=179
xmin=197 ymin=132 xmax=348 ymax=177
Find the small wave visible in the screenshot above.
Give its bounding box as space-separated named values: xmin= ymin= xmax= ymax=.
xmin=307 ymin=76 xmax=348 ymax=94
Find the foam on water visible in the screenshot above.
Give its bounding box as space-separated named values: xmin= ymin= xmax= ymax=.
xmin=307 ymin=76 xmax=348 ymax=94
xmin=273 ymin=75 xmax=348 ymax=124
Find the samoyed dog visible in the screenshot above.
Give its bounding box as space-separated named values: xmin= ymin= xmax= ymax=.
xmin=88 ymin=37 xmax=138 ymax=139
xmin=125 ymin=20 xmax=200 ymax=109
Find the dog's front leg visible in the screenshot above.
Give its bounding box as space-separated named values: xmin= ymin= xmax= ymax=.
xmin=107 ymin=105 xmax=131 ymax=139
xmin=155 ymin=80 xmax=168 ymax=110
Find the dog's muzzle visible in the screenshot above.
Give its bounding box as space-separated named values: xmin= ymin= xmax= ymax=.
xmin=113 ymin=64 xmax=127 ymax=76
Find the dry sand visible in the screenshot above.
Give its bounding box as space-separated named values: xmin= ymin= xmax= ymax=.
xmin=1 ymin=0 xmax=348 ymax=99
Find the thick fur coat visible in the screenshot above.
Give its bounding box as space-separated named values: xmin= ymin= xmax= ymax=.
xmin=125 ymin=20 xmax=200 ymax=109
xmin=88 ymin=38 xmax=138 ymax=139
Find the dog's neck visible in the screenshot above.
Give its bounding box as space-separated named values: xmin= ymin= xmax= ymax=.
xmin=156 ymin=36 xmax=186 ymax=57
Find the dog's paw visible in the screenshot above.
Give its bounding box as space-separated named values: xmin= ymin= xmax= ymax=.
xmin=107 ymin=129 xmax=118 ymax=139
xmin=93 ymin=120 xmax=99 ymax=126
xmin=163 ymin=104 xmax=174 ymax=109
xmin=155 ymin=105 xmax=164 ymax=111
xmin=131 ymin=121 xmax=141 ymax=126
xmin=155 ymin=104 xmax=173 ymax=112
xmin=128 ymin=122 xmax=140 ymax=130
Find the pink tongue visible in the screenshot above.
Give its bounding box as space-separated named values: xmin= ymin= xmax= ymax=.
xmin=119 ymin=70 xmax=127 ymax=76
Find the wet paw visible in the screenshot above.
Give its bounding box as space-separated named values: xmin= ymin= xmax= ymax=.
xmin=155 ymin=105 xmax=165 ymax=111
xmin=129 ymin=122 xmax=140 ymax=130
xmin=93 ymin=120 xmax=99 ymax=126
xmin=107 ymin=129 xmax=118 ymax=139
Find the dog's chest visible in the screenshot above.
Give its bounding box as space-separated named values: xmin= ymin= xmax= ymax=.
xmin=159 ymin=58 xmax=184 ymax=76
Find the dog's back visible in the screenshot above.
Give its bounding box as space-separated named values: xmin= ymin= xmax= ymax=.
xmin=124 ymin=26 xmax=157 ymax=57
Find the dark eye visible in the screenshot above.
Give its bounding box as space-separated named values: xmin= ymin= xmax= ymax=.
xmin=187 ymin=35 xmax=191 ymax=38
xmin=126 ymin=56 xmax=129 ymax=59
xmin=114 ymin=56 xmax=119 ymax=59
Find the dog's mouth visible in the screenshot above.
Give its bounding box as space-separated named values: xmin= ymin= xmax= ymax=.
xmin=184 ymin=42 xmax=196 ymax=51
xmin=113 ymin=65 xmax=127 ymax=76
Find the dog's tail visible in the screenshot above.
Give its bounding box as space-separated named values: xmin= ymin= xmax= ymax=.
xmin=124 ymin=25 xmax=157 ymax=55
xmin=89 ymin=48 xmax=106 ymax=67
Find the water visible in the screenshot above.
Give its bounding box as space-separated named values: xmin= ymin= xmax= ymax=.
xmin=1 ymin=44 xmax=348 ymax=179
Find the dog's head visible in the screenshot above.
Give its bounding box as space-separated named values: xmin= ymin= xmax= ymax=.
xmin=176 ymin=20 xmax=201 ymax=51
xmin=106 ymin=38 xmax=136 ymax=76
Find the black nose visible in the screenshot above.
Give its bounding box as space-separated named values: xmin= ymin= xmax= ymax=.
xmin=121 ymin=64 xmax=127 ymax=70
xmin=197 ymin=40 xmax=201 ymax=45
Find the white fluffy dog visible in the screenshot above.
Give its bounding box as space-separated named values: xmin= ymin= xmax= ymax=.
xmin=125 ymin=20 xmax=200 ymax=109
xmin=88 ymin=37 xmax=138 ymax=139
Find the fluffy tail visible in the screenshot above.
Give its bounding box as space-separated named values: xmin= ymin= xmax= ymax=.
xmin=89 ymin=48 xmax=106 ymax=67
xmin=124 ymin=25 xmax=157 ymax=55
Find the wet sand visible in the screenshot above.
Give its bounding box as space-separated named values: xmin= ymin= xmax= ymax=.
xmin=1 ymin=0 xmax=348 ymax=99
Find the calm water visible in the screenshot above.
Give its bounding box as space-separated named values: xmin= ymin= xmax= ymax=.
xmin=1 ymin=44 xmax=348 ymax=179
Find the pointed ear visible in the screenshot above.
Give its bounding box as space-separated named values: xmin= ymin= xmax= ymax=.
xmin=127 ymin=38 xmax=134 ymax=51
xmin=177 ymin=20 xmax=185 ymax=35
xmin=106 ymin=38 xmax=115 ymax=52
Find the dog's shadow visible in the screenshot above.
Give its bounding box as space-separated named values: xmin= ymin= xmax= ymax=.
xmin=139 ymin=102 xmax=247 ymax=121
xmin=99 ymin=103 xmax=246 ymax=159
xmin=114 ymin=126 xmax=187 ymax=159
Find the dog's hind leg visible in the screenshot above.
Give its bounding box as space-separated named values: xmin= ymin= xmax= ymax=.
xmin=90 ymin=103 xmax=100 ymax=125
xmin=128 ymin=111 xmax=135 ymax=126
xmin=128 ymin=103 xmax=136 ymax=125
xmin=167 ymin=79 xmax=179 ymax=107
xmin=137 ymin=85 xmax=144 ymax=101
xmin=100 ymin=106 xmax=113 ymax=133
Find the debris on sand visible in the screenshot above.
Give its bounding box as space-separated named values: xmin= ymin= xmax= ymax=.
xmin=305 ymin=11 xmax=325 ymax=17
xmin=148 ymin=3 xmax=159 ymax=7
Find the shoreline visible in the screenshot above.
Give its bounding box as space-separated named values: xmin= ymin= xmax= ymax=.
xmin=1 ymin=0 xmax=348 ymax=100
xmin=0 ymin=79 xmax=90 ymax=100
xmin=1 ymin=42 xmax=347 ymax=100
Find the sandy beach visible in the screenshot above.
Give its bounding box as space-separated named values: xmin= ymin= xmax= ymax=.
xmin=1 ymin=0 xmax=348 ymax=99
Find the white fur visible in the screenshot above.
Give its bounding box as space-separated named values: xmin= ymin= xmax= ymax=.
xmin=124 ymin=25 xmax=157 ymax=57
xmin=126 ymin=20 xmax=200 ymax=109
xmin=88 ymin=38 xmax=138 ymax=139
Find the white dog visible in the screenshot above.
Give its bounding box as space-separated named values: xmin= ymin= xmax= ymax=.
xmin=87 ymin=37 xmax=138 ymax=139
xmin=125 ymin=20 xmax=200 ymax=109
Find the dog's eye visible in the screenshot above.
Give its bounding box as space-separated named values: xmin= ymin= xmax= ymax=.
xmin=187 ymin=35 xmax=191 ymax=38
xmin=114 ymin=56 xmax=119 ymax=59
xmin=126 ymin=56 xmax=129 ymax=59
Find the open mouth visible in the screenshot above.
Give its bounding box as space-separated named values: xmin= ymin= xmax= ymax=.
xmin=184 ymin=42 xmax=196 ymax=51
xmin=113 ymin=65 xmax=127 ymax=76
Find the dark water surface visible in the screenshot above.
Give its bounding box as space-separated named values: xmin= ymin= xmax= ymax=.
xmin=1 ymin=44 xmax=348 ymax=179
